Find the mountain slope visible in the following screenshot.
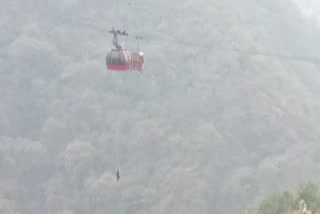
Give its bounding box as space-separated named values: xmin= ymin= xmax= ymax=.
xmin=1 ymin=0 xmax=320 ymax=213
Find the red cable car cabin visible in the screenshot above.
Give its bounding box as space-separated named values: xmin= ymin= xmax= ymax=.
xmin=106 ymin=49 xmax=144 ymax=72
xmin=106 ymin=49 xmax=130 ymax=71
xmin=106 ymin=29 xmax=144 ymax=72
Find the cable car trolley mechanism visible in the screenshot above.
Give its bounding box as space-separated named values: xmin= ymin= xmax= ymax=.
xmin=106 ymin=28 xmax=144 ymax=73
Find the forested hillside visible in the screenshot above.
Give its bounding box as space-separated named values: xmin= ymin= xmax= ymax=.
xmin=1 ymin=0 xmax=320 ymax=213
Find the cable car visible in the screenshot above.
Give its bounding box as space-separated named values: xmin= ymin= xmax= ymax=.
xmin=106 ymin=29 xmax=144 ymax=72
xmin=106 ymin=49 xmax=130 ymax=70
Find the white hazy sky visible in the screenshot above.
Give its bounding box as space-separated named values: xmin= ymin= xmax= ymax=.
xmin=293 ymin=0 xmax=320 ymax=20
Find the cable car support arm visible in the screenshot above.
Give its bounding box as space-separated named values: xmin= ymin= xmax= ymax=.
xmin=109 ymin=28 xmax=128 ymax=50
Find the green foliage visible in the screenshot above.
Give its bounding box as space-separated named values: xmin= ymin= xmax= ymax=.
xmin=258 ymin=191 xmax=294 ymax=214
xmin=258 ymin=182 xmax=320 ymax=214
xmin=297 ymin=182 xmax=320 ymax=213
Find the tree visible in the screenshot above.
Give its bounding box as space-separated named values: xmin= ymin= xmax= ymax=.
xmin=258 ymin=191 xmax=294 ymax=214
xmin=0 ymin=196 xmax=16 ymax=214
xmin=85 ymin=172 xmax=120 ymax=214
xmin=62 ymin=140 xmax=96 ymax=183
xmin=297 ymin=182 xmax=320 ymax=213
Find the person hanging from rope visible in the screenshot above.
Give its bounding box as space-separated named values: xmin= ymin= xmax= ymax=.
xmin=116 ymin=168 xmax=120 ymax=182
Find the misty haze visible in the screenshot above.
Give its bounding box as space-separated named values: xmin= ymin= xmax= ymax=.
xmin=1 ymin=0 xmax=320 ymax=213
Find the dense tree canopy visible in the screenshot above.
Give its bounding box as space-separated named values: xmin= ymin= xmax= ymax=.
xmin=1 ymin=0 xmax=320 ymax=213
